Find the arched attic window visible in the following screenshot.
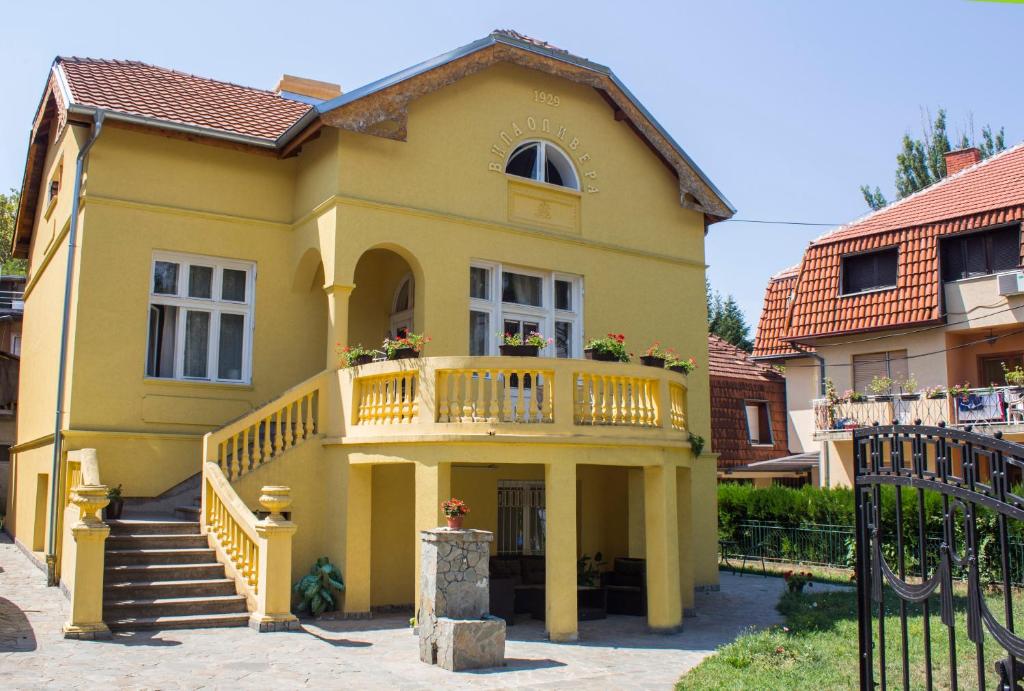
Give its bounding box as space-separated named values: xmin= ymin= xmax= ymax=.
xmin=505 ymin=141 xmax=579 ymax=190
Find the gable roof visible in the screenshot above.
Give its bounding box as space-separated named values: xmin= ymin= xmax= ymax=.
xmin=752 ymin=143 xmax=1024 ymax=353
xmin=15 ymin=31 xmax=734 ymax=258
xmin=708 ymin=334 xmax=782 ymax=381
xmin=751 ymin=266 xmax=804 ymax=358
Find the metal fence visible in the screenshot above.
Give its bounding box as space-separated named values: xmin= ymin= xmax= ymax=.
xmin=723 ymin=520 xmax=1024 ymax=582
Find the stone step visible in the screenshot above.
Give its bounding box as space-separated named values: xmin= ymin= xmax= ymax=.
xmin=105 ymin=548 xmax=217 ymax=566
xmin=104 ymin=594 xmax=248 ymax=619
xmin=104 ymin=578 xmax=238 ymax=599
xmin=106 ymin=612 xmax=250 ymax=632
xmin=107 ymin=519 xmax=200 ymax=536
xmin=105 ymin=563 xmax=225 ymax=583
xmin=173 ymin=506 xmax=201 ymax=521
xmin=106 ymin=534 xmax=208 ymax=550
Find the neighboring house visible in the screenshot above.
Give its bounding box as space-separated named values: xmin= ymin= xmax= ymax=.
xmin=5 ymin=31 xmax=734 ymax=639
xmin=708 ymin=334 xmax=815 ymax=487
xmin=0 ymin=275 xmax=24 ymax=507
xmin=753 ymin=145 xmax=1024 ymax=487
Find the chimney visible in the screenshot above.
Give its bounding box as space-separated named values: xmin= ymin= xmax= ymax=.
xmin=945 ymin=147 xmax=982 ymax=176
xmin=275 ymin=75 xmax=341 ymax=102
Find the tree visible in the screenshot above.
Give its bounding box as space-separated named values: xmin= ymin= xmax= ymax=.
xmin=860 ymin=109 xmax=1007 ymax=211
xmin=707 ymin=283 xmax=753 ymax=352
xmin=0 ymin=189 xmax=25 ymax=275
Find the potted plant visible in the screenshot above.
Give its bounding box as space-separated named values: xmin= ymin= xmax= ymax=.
xmin=499 ymin=331 xmax=552 ymax=357
xmin=948 ymin=382 xmax=971 ymax=400
xmin=898 ymin=375 xmax=920 ymax=400
xmin=924 ymin=385 xmax=947 ymax=400
xmin=293 ymin=556 xmax=345 ymax=617
xmin=1004 ymin=363 xmax=1024 ymax=391
xmin=338 ymin=344 xmax=376 ymax=368
xmin=640 ymin=342 xmax=667 ymax=368
xmin=783 ymin=570 xmax=813 ymax=594
xmin=105 ymin=484 xmax=124 ymax=520
xmin=441 ymin=497 xmax=469 ymax=529
xmin=868 ymin=376 xmax=894 ymax=401
xmin=383 ymin=333 xmax=430 ymax=360
xmin=584 ymin=333 xmax=630 ymax=362
xmin=844 ymin=389 xmax=866 ymax=403
xmin=577 ymin=552 xmax=605 ymax=587
xmin=665 ymin=351 xmax=696 ymax=375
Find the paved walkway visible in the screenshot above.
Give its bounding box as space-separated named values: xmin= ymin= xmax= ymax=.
xmin=0 ymin=534 xmax=827 ymax=689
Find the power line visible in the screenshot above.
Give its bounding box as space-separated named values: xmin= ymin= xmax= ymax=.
xmin=721 ymin=219 xmax=842 ymax=227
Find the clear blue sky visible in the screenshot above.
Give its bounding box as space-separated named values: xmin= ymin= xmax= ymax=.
xmin=2 ymin=0 xmax=1020 ymax=330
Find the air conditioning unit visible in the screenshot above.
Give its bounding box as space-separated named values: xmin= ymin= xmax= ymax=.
xmin=997 ymin=271 xmax=1024 ymax=296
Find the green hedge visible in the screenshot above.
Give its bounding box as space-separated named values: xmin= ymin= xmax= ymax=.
xmin=718 ymin=483 xmax=855 ymax=538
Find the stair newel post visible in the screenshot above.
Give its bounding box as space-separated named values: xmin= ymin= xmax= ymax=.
xmin=63 ymin=483 xmax=111 ymax=639
xmin=251 ymin=486 xmax=299 ymax=632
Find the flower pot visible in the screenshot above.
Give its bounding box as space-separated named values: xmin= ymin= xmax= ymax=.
xmin=350 ymin=354 xmax=374 ymax=367
xmin=446 ymin=515 xmax=464 ymax=530
xmin=873 ymin=395 xmax=893 ymax=402
xmin=900 ymin=394 xmax=920 ymax=401
xmin=104 ymin=498 xmax=124 ymax=520
xmin=388 ymin=347 xmax=419 ymax=360
xmin=585 ymin=349 xmax=620 ymax=362
xmin=640 ymin=355 xmax=666 ymax=368
xmin=499 ymin=344 xmax=540 ymax=357
xmin=668 ymin=365 xmax=689 ymax=375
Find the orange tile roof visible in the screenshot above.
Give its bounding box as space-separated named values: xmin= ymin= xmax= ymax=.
xmin=59 ymin=58 xmax=311 ymax=141
xmin=751 ymin=268 xmax=803 ymax=358
xmin=708 ymin=334 xmax=783 ymax=381
xmin=753 ymin=144 xmax=1024 ymax=351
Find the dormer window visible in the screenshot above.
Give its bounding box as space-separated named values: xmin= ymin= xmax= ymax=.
xmin=505 ymin=141 xmax=579 ymax=190
xmin=841 ymin=248 xmax=898 ymax=295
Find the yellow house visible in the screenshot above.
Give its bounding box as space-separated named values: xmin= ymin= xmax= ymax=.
xmin=6 ymin=30 xmax=734 ymax=641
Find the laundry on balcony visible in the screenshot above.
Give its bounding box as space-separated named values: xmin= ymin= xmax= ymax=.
xmin=955 ymin=391 xmax=1004 ymax=422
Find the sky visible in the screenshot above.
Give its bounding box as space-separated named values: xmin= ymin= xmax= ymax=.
xmin=2 ymin=0 xmax=1021 ymax=334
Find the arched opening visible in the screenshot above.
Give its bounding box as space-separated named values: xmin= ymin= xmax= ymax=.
xmin=291 ymin=247 xmax=329 ymax=369
xmin=348 ymin=248 xmax=417 ymax=349
xmin=505 ymin=140 xmax=579 ymax=190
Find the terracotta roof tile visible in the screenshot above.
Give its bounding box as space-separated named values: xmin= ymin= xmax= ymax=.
xmin=756 ymin=144 xmax=1024 ymax=344
xmin=58 ymin=58 xmax=311 ymax=141
xmin=752 ymin=271 xmax=804 ymax=358
xmin=708 ymin=334 xmax=783 ymax=381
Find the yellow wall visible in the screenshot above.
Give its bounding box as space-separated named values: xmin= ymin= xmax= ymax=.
xmin=370 ymin=464 xmax=414 ymax=606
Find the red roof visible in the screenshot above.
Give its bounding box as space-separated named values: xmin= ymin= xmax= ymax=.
xmin=753 ymin=144 xmax=1024 ymax=353
xmin=751 ymin=268 xmax=802 ymax=358
xmin=708 ymin=334 xmax=782 ymax=381
xmin=59 ymin=58 xmax=311 ymax=141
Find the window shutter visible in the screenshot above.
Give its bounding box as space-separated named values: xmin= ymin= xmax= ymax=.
xmin=990 ymin=225 xmax=1021 ymax=273
xmin=941 ymin=238 xmax=966 ymax=281
xmin=853 ymin=353 xmax=891 ymax=392
xmin=887 ymin=349 xmax=909 ymax=383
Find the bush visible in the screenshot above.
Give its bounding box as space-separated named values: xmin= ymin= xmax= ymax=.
xmin=718 ymin=483 xmax=855 ymax=539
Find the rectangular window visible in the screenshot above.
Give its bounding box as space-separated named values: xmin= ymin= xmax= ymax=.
xmin=852 ymin=350 xmax=909 ymax=393
xmin=745 ymin=401 xmax=773 ymax=445
xmin=841 ymin=248 xmax=898 ymax=295
xmin=469 ymin=262 xmax=582 ymax=357
xmin=146 ymin=252 xmax=254 ymax=383
xmin=496 ymin=480 xmax=545 ymax=555
xmin=941 ymin=225 xmax=1021 ymax=281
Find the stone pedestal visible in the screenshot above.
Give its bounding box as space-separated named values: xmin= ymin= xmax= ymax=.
xmin=418 ymin=528 xmax=505 ymax=672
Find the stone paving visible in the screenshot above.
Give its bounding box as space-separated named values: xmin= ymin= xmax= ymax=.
xmin=0 ymin=534 xmax=844 ymax=689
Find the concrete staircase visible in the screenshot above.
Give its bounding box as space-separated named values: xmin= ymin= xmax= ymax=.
xmin=103 ymin=519 xmax=249 ymax=631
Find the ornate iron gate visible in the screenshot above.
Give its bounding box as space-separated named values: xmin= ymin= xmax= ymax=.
xmin=854 ymin=423 xmax=1024 ymax=690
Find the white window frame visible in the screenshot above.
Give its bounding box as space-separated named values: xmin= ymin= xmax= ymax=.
xmin=146 ymin=251 xmax=256 ymax=384
xmin=745 ymin=400 xmax=774 ymax=446
xmin=469 ymin=260 xmax=583 ymax=358
xmin=506 ymin=140 xmax=580 ymax=191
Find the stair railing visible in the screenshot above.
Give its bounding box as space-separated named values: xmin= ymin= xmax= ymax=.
xmin=201 ymin=461 xmax=298 ymax=632
xmin=203 ymin=370 xmax=329 ymax=481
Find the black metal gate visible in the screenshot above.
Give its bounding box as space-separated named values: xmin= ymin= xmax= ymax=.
xmin=854 ymin=423 xmax=1024 ymax=690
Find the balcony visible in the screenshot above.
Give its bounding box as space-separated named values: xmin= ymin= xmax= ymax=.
xmin=0 ymin=289 xmax=24 ymax=312
xmin=337 ymin=356 xmax=689 ymax=446
xmin=812 ymin=385 xmax=1024 ymax=439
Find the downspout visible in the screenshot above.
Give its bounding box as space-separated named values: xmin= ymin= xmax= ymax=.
xmin=791 ymin=342 xmax=830 ymax=487
xmin=45 ymin=111 xmax=105 ymax=585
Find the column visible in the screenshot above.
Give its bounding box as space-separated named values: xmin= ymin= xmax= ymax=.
xmin=344 ymin=464 xmax=373 ymax=615
xmin=544 ymin=462 xmax=577 ymax=642
xmin=414 ymin=461 xmax=451 ymax=614
xmin=644 ymin=465 xmax=682 ymax=632
xmin=324 ymin=283 xmax=354 ymax=370
xmin=677 ymin=467 xmax=695 ymax=616
xmin=62 ymin=485 xmax=111 ymax=639
xmin=251 ymin=486 xmax=299 ymax=632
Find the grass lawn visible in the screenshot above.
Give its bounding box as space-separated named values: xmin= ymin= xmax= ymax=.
xmin=677 ymin=577 xmax=1024 ymax=690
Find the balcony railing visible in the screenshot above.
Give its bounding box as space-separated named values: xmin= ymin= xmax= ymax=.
xmin=813 ymin=385 xmax=1024 ymax=435
xmin=338 ymin=356 xmax=689 ymax=443
xmin=0 ymin=289 xmax=24 ymax=311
